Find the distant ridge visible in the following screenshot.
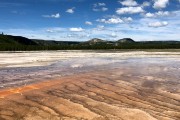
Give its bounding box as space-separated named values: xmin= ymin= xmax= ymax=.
xmin=86 ymin=38 xmax=135 ymax=44
xmin=0 ymin=34 xmax=180 ymax=51
xmin=0 ymin=35 xmax=37 ymax=45
xmin=117 ymin=38 xmax=135 ymax=43
xmin=86 ymin=38 xmax=106 ymax=44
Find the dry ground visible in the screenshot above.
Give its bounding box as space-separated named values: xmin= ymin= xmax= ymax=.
xmin=0 ymin=67 xmax=179 ymax=120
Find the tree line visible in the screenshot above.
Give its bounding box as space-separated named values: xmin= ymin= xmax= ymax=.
xmin=0 ymin=34 xmax=180 ymax=51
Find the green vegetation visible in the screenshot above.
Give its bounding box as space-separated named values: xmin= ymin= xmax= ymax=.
xmin=0 ymin=34 xmax=180 ymax=51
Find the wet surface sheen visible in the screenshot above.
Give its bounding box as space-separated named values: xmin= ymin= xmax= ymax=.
xmin=0 ymin=51 xmax=180 ymax=120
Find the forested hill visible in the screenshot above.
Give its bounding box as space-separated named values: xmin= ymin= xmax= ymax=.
xmin=0 ymin=34 xmax=180 ymax=51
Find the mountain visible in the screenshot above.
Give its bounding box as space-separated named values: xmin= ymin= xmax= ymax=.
xmin=33 ymin=39 xmax=80 ymax=46
xmin=117 ymin=38 xmax=135 ymax=43
xmin=11 ymin=36 xmax=38 ymax=45
xmin=0 ymin=34 xmax=180 ymax=51
xmin=86 ymin=38 xmax=106 ymax=44
xmin=0 ymin=34 xmax=37 ymax=45
xmin=0 ymin=34 xmax=80 ymax=46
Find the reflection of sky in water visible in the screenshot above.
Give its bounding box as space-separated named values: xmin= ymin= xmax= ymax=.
xmin=0 ymin=57 xmax=180 ymax=89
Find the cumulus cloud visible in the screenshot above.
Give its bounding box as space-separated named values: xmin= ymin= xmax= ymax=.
xmin=93 ymin=7 xmax=108 ymax=12
xmin=156 ymin=11 xmax=170 ymax=16
xmin=110 ymin=32 xmax=118 ymax=38
xmin=145 ymin=13 xmax=155 ymax=17
xmin=46 ymin=29 xmax=54 ymax=33
xmin=85 ymin=21 xmax=93 ymax=25
xmin=145 ymin=11 xmax=170 ymax=18
xmin=142 ymin=1 xmax=151 ymax=7
xmin=42 ymin=13 xmax=60 ymax=18
xmin=97 ymin=16 xmax=133 ymax=24
xmin=105 ymin=18 xmax=123 ymax=24
xmin=153 ymin=0 xmax=169 ymax=9
xmin=116 ymin=7 xmax=144 ymax=14
xmin=97 ymin=3 xmax=106 ymax=6
xmin=69 ymin=27 xmax=84 ymax=32
xmin=96 ymin=25 xmax=105 ymax=30
xmin=97 ymin=18 xmax=123 ymax=24
xmin=46 ymin=27 xmax=65 ymax=33
xmin=123 ymin=17 xmax=133 ymax=22
xmin=93 ymin=2 xmax=108 ymax=12
xmin=148 ymin=21 xmax=168 ymax=27
xmin=66 ymin=7 xmax=75 ymax=14
xmin=119 ymin=0 xmax=138 ymax=6
xmin=101 ymin=7 xmax=108 ymax=11
xmin=96 ymin=19 xmax=105 ymax=23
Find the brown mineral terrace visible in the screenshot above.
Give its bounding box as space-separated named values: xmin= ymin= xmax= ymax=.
xmin=0 ymin=51 xmax=180 ymax=120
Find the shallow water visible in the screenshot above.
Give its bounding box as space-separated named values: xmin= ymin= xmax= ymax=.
xmin=1 ymin=51 xmax=180 ymax=120
xmin=0 ymin=51 xmax=180 ymax=91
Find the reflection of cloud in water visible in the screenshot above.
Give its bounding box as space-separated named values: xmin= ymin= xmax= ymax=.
xmin=0 ymin=51 xmax=180 ymax=90
xmin=71 ymin=64 xmax=83 ymax=68
xmin=68 ymin=58 xmax=120 ymax=69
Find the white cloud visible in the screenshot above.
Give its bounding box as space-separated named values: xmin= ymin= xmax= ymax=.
xmin=98 ymin=3 xmax=106 ymax=6
xmin=110 ymin=32 xmax=118 ymax=38
xmin=145 ymin=11 xmax=170 ymax=18
xmin=94 ymin=3 xmax=106 ymax=7
xmin=148 ymin=21 xmax=168 ymax=27
xmin=116 ymin=7 xmax=144 ymax=14
xmin=106 ymin=18 xmax=123 ymax=24
xmin=119 ymin=0 xmax=138 ymax=6
xmin=93 ymin=7 xmax=108 ymax=12
xmin=97 ymin=16 xmax=133 ymax=24
xmin=145 ymin=13 xmax=156 ymax=17
xmin=66 ymin=7 xmax=75 ymax=14
xmin=3 ymin=10 xmax=180 ymax=41
xmin=2 ymin=16 xmax=179 ymax=41
xmin=42 ymin=13 xmax=60 ymax=18
xmin=3 ymin=10 xmax=180 ymax=42
xmin=123 ymin=17 xmax=133 ymax=22
xmin=93 ymin=2 xmax=108 ymax=12
xmin=156 ymin=11 xmax=170 ymax=16
xmin=96 ymin=19 xmax=105 ymax=23
xmin=51 ymin=13 xmax=60 ymax=18
xmin=69 ymin=27 xmax=84 ymax=32
xmin=96 ymin=25 xmax=105 ymax=30
xmin=46 ymin=27 xmax=65 ymax=33
xmin=142 ymin=1 xmax=151 ymax=7
xmin=102 ymin=7 xmax=108 ymax=11
xmin=46 ymin=29 xmax=54 ymax=33
xmin=97 ymin=18 xmax=123 ymax=24
xmin=85 ymin=21 xmax=93 ymax=25
xmin=153 ymin=0 xmax=169 ymax=9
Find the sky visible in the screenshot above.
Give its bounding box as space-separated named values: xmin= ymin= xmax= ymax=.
xmin=0 ymin=0 xmax=180 ymax=41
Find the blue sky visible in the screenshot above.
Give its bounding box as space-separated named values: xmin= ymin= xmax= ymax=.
xmin=0 ymin=0 xmax=180 ymax=41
